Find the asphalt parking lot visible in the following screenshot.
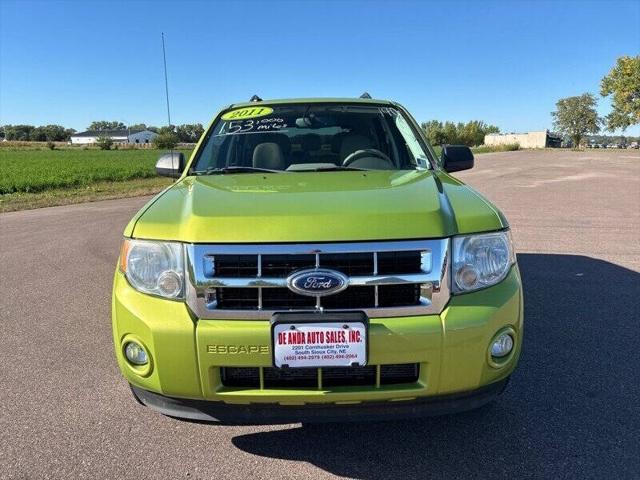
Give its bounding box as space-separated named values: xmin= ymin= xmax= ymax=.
xmin=1 ymin=149 xmax=639 ymax=479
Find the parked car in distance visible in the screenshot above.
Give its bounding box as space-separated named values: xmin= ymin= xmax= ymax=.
xmin=112 ymin=96 xmax=523 ymax=423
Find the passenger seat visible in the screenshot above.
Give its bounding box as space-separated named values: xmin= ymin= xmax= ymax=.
xmin=253 ymin=143 xmax=285 ymax=170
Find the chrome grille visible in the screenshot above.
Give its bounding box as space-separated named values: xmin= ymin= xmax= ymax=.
xmin=185 ymin=239 xmax=450 ymax=319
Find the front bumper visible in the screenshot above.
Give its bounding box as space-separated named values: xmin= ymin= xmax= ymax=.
xmin=112 ymin=265 xmax=523 ymax=415
xmin=130 ymin=377 xmax=509 ymax=424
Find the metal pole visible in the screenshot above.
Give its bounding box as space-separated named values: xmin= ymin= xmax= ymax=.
xmin=161 ymin=32 xmax=177 ymax=176
xmin=161 ymin=32 xmax=172 ymax=128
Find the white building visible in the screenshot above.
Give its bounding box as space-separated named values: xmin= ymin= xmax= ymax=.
xmin=484 ymin=130 xmax=562 ymax=149
xmin=70 ymin=129 xmax=158 ymax=145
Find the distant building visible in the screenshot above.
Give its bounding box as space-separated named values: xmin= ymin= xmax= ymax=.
xmin=70 ymin=129 xmax=158 ymax=145
xmin=484 ymin=130 xmax=563 ymax=149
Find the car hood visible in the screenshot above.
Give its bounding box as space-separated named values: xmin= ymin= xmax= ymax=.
xmin=127 ymin=170 xmax=507 ymax=242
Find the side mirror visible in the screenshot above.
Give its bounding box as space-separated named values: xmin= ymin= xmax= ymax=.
xmin=441 ymin=145 xmax=474 ymax=173
xmin=155 ymin=152 xmax=185 ymax=177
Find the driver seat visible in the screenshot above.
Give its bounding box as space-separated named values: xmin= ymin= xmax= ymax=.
xmin=339 ymin=133 xmax=374 ymax=162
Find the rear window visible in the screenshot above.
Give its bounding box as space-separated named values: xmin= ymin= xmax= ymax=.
xmin=191 ymin=104 xmax=431 ymax=172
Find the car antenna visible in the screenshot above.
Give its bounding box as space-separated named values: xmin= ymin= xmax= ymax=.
xmin=250 ymin=95 xmax=263 ymax=102
xmin=161 ymin=32 xmax=177 ymax=178
xmin=360 ymin=92 xmax=372 ymax=99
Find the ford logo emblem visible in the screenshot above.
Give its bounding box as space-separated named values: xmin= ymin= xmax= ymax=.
xmin=286 ymin=269 xmax=349 ymax=297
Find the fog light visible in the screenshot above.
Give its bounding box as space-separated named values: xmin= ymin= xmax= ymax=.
xmin=491 ymin=333 xmax=514 ymax=358
xmin=124 ymin=342 xmax=148 ymax=365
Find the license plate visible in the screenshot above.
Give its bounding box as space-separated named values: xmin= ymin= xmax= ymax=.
xmin=272 ymin=313 xmax=368 ymax=368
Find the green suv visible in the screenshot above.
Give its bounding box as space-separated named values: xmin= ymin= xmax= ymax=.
xmin=113 ymin=97 xmax=523 ymax=423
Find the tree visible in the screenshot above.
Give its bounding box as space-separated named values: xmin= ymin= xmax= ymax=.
xmin=96 ymin=135 xmax=114 ymax=150
xmin=3 ymin=124 xmax=35 ymax=141
xmin=29 ymin=126 xmax=48 ymax=142
xmin=30 ymin=124 xmax=68 ymax=141
xmin=421 ymin=120 xmax=501 ymax=146
xmin=460 ymin=120 xmax=499 ymax=146
xmin=157 ymin=125 xmax=175 ymax=135
xmin=176 ymin=123 xmax=205 ymax=143
xmin=421 ymin=120 xmax=446 ymax=146
xmin=128 ymin=123 xmax=148 ymax=131
xmin=88 ymin=121 xmax=126 ymax=131
xmin=64 ymin=128 xmax=77 ymax=141
xmin=153 ymin=132 xmax=178 ymax=149
xmin=600 ymin=55 xmax=640 ymax=131
xmin=443 ymin=122 xmax=459 ymax=145
xmin=1 ymin=124 xmax=74 ymax=141
xmin=551 ymin=93 xmax=601 ymax=148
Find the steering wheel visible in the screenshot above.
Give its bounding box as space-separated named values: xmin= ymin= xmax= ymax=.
xmin=342 ymin=149 xmax=394 ymax=169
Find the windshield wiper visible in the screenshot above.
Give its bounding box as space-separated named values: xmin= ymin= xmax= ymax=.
xmin=292 ymin=165 xmax=370 ymax=172
xmin=195 ymin=166 xmax=282 ymax=175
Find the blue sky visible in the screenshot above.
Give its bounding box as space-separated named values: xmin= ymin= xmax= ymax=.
xmin=1 ymin=0 xmax=639 ymax=135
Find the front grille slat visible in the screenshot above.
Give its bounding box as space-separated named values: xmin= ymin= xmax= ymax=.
xmin=215 ymin=288 xmax=259 ymax=310
xmin=322 ymin=366 xmax=376 ymax=387
xmin=220 ymin=364 xmax=419 ymax=389
xmin=378 ymin=284 xmax=422 ymax=307
xmin=262 ymin=254 xmax=315 ymax=276
xmin=220 ymin=367 xmax=260 ymax=387
xmin=262 ymin=288 xmax=316 ymax=309
xmin=214 ymin=255 xmax=258 ymax=277
xmin=377 ymin=251 xmax=423 ymax=274
xmin=264 ymin=367 xmax=317 ymax=388
xmin=321 ymin=286 xmax=375 ymax=309
xmin=380 ymin=363 xmax=420 ymax=384
xmin=320 ymin=253 xmax=375 ymax=275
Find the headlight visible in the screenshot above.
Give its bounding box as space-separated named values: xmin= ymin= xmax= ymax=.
xmin=452 ymin=230 xmax=515 ymax=293
xmin=119 ymin=239 xmax=184 ymax=299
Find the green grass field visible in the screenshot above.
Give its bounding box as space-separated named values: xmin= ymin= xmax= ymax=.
xmin=0 ymin=149 xmax=193 ymax=195
xmin=0 ymin=144 xmax=518 ymax=212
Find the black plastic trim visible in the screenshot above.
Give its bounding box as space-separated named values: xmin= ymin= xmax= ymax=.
xmin=129 ymin=377 xmax=510 ymax=425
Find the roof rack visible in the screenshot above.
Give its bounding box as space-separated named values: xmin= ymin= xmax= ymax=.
xmin=359 ymin=92 xmax=372 ymax=99
xmin=250 ymin=95 xmax=263 ymax=102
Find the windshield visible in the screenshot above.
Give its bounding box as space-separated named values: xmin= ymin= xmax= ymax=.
xmin=191 ymin=104 xmax=432 ymax=173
